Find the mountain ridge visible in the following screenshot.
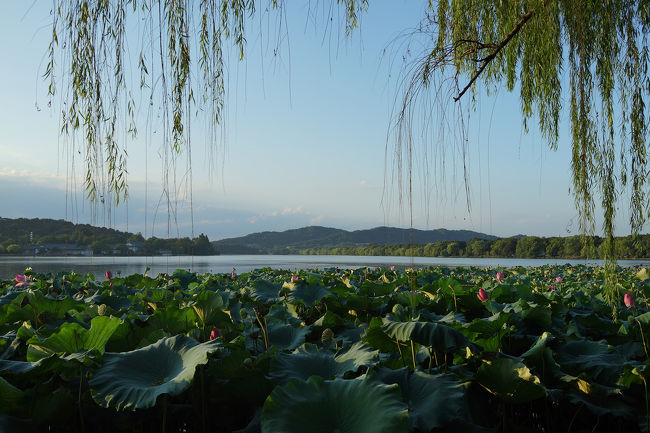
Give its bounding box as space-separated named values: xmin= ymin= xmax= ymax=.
xmin=212 ymin=225 xmax=500 ymax=253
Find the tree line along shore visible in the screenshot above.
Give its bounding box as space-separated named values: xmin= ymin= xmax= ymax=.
xmin=295 ymin=234 xmax=650 ymax=260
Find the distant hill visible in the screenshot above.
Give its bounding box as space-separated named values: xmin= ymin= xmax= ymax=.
xmin=0 ymin=217 xmax=215 ymax=256
xmin=212 ymin=226 xmax=499 ymax=254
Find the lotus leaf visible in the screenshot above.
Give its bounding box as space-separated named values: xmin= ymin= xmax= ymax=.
xmin=261 ymin=376 xmax=409 ymax=433
xmin=382 ymin=318 xmax=475 ymax=353
xmin=285 ymin=281 xmax=332 ymax=307
xmin=89 ymin=335 xmax=222 ymax=410
xmin=268 ymin=342 xmax=378 ymax=384
xmin=475 ymin=357 xmax=546 ymax=403
xmin=374 ymin=367 xmax=471 ymax=432
xmin=0 ymin=376 xmax=24 ymax=416
xmin=26 ymin=315 xmax=121 ymax=362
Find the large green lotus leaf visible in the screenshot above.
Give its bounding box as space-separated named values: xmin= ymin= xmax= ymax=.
xmin=382 ymin=319 xmax=475 ymax=353
xmin=261 ymin=376 xmax=409 ymax=433
xmin=285 ymin=282 xmax=332 ymax=307
xmin=89 ymin=335 xmax=222 ymax=410
xmin=554 ymin=339 xmax=624 ymax=385
xmin=268 ymin=344 xmax=358 ymax=385
xmin=313 ymin=311 xmax=344 ymax=329
xmin=26 ymin=316 xmax=122 ymax=362
xmin=359 ymin=280 xmax=396 ymax=297
xmin=374 ymin=367 xmax=470 ymax=432
xmin=520 ymin=332 xmax=561 ymax=383
xmin=0 ymin=356 xmax=63 ymax=375
xmin=147 ymin=305 xmax=199 ymax=335
xmin=363 ymin=324 xmax=399 ymax=353
xmin=268 ymin=342 xmax=378 ymax=385
xmin=246 ymin=280 xmax=283 ymax=303
xmin=463 ymin=312 xmax=511 ymax=336
xmin=335 ymin=341 xmax=379 ymax=366
xmin=266 ymin=323 xmax=311 ymax=351
xmin=475 ymin=357 xmax=546 ymax=403
xmin=191 ymin=290 xmax=225 ymax=327
xmin=0 ymin=376 xmax=25 ymax=416
xmin=24 ymin=292 xmax=83 ymax=322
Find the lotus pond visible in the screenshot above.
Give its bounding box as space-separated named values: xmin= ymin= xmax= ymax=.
xmin=1 ymin=265 xmax=650 ymax=432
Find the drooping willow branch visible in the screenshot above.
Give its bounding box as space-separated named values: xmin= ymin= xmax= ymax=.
xmin=453 ymin=10 xmax=534 ymax=102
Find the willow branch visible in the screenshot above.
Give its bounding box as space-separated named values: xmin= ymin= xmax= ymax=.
xmin=454 ymin=10 xmax=534 ymax=102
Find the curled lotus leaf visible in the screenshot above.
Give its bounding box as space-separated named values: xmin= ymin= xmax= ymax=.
xmin=90 ymin=335 xmax=221 ymax=410
xmin=261 ymin=376 xmax=409 ymax=433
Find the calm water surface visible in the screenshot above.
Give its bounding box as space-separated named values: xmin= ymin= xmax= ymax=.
xmin=1 ymin=255 xmax=648 ymax=280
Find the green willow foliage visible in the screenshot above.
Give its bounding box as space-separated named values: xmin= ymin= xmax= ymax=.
xmin=46 ymin=0 xmax=368 ymax=205
xmin=394 ymin=1 xmax=649 ymax=257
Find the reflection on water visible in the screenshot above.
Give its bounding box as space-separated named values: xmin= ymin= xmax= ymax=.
xmin=0 ymin=255 xmax=648 ymax=280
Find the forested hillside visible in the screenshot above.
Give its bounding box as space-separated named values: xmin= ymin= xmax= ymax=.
xmin=0 ymin=217 xmax=215 ymax=255
xmin=212 ymin=226 xmax=498 ymax=254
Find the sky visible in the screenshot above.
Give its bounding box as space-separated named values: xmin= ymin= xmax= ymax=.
xmin=0 ymin=1 xmax=639 ymax=241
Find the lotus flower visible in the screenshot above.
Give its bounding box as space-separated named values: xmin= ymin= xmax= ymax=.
xmin=14 ymin=274 xmax=31 ymax=288
xmin=291 ymin=275 xmax=299 ymax=283
xmin=105 ymin=270 xmax=113 ymax=280
xmin=624 ymin=292 xmax=635 ymax=309
xmin=549 ymin=285 xmax=556 ymax=291
xmin=231 ymin=267 xmax=236 ymax=279
xmin=390 ymin=265 xmax=395 ymax=271
xmin=496 ymin=272 xmax=505 ymax=283
xmin=477 ymin=288 xmax=488 ymax=302
xmin=209 ymin=327 xmax=222 ymax=340
xmin=555 ymin=276 xmax=563 ymax=282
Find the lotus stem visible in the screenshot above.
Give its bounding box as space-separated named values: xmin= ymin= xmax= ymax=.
xmin=410 ymin=340 xmax=416 ymax=370
xmin=395 ymin=339 xmax=406 ymax=367
xmin=636 ymin=318 xmax=650 ymax=360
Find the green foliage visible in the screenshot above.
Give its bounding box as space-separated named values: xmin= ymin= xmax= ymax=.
xmin=2 ymin=265 xmax=650 ymax=431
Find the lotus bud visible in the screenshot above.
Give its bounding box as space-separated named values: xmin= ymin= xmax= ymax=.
xmin=231 ymin=267 xmax=236 ymax=279
xmin=209 ymin=327 xmax=222 ymax=340
xmin=321 ymin=328 xmax=335 ymax=345
xmin=477 ymin=288 xmax=488 ymax=302
xmin=624 ymin=293 xmax=636 ymax=309
xmin=105 ymin=270 xmax=113 ymax=280
xmin=496 ymin=272 xmax=505 ymax=283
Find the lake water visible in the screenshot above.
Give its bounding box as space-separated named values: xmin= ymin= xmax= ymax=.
xmin=1 ymin=255 xmax=648 ymax=280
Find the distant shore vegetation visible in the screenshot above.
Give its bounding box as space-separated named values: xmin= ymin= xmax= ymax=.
xmin=0 ymin=218 xmax=215 ymax=256
xmin=294 ymin=234 xmax=650 ymax=260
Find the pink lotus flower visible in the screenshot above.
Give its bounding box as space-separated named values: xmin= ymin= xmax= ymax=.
xmin=291 ymin=275 xmax=299 ymax=283
xmin=624 ymin=293 xmax=635 ymax=309
xmin=105 ymin=270 xmax=113 ymax=280
xmin=477 ymin=288 xmax=488 ymax=302
xmin=555 ymin=276 xmax=563 ymax=283
xmin=496 ymin=272 xmax=505 ymax=283
xmin=209 ymin=327 xmax=222 ymax=340
xmin=14 ymin=274 xmax=31 ymax=288
xmin=390 ymin=266 xmax=396 ymax=271
xmin=231 ymin=267 xmax=236 ymax=279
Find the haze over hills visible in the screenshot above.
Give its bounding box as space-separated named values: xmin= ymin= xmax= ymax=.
xmin=212 ymin=226 xmax=500 ymax=254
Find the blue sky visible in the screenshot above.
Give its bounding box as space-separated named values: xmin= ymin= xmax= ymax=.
xmin=0 ymin=1 xmax=634 ymax=241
